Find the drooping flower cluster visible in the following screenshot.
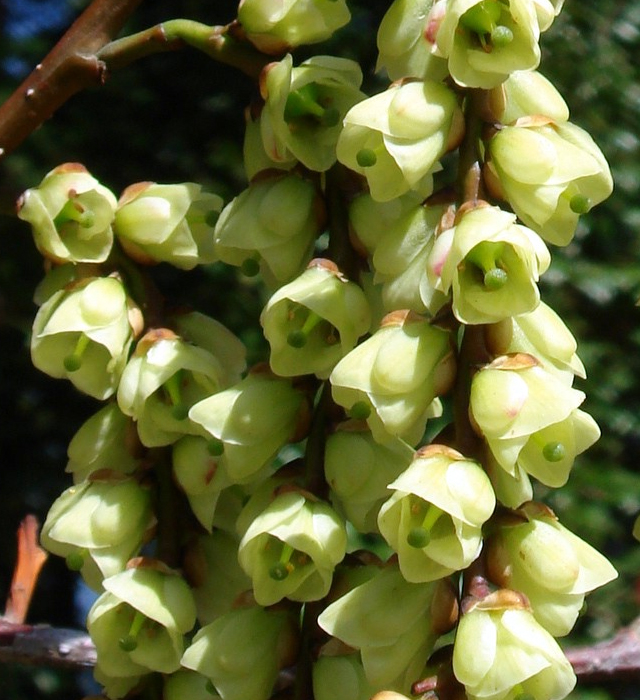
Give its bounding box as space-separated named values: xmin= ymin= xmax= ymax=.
xmin=17 ymin=1 xmax=618 ymax=699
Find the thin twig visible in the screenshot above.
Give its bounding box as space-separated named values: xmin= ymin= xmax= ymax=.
xmin=0 ymin=0 xmax=144 ymax=158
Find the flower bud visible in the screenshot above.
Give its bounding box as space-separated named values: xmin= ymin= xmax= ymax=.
xmin=452 ymin=595 xmax=576 ymax=699
xmin=427 ymin=204 xmax=550 ymax=325
xmin=427 ymin=0 xmax=545 ymax=89
xmin=172 ymin=435 xmax=230 ymax=531
xmin=31 ymin=275 xmax=139 ymax=400
xmin=238 ymin=490 xmax=347 ymax=606
xmin=114 ymin=182 xmax=222 ymax=269
xmin=181 ymin=606 xmax=299 ymax=700
xmin=88 ymin=562 xmax=196 ymax=683
xmin=336 ymin=80 xmax=462 ymax=202
xmin=261 ymin=260 xmax=371 ymax=379
xmin=486 ymin=119 xmax=613 ymax=246
xmin=325 ymin=428 xmax=414 ymax=533
xmin=41 ymin=475 xmax=154 ymax=590
xmin=260 ymin=54 xmax=365 ymax=171
xmin=376 ymin=0 xmax=448 ymax=81
xmin=486 ymin=503 xmax=617 ymax=636
xmin=238 ymin=0 xmax=351 ymax=54
xmin=318 ymin=564 xmax=454 ymax=689
xmin=188 ymin=370 xmax=308 ymax=484
xmin=214 ymin=172 xmax=325 ymax=285
xmin=117 ymin=328 xmax=231 ymax=447
xmin=66 ymin=403 xmax=141 ymax=483
xmin=378 ymin=445 xmax=495 ymax=582
xmin=17 ymin=163 xmax=117 ymax=264
xmin=330 ymin=310 xmax=454 ymax=445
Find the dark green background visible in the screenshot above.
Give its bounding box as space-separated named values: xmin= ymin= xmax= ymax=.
xmin=0 ymin=0 xmax=638 ymax=698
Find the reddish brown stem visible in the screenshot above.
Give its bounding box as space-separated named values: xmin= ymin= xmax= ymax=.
xmin=0 ymin=0 xmax=144 ymax=159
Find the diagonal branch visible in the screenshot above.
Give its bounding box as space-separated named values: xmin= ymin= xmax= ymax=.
xmin=0 ymin=0 xmax=144 ymax=159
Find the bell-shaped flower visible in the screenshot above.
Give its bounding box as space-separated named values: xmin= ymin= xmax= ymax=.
xmin=188 ymin=367 xmax=308 ymax=484
xmin=487 ymin=502 xmax=617 ymax=636
xmin=485 ymin=301 xmax=585 ymax=383
xmin=318 ymin=564 xmax=458 ymax=691
xmin=17 ymin=162 xmax=117 ymax=264
xmin=313 ymin=652 xmax=377 ymax=700
xmin=114 ymin=182 xmax=222 ymax=269
xmin=184 ymin=530 xmax=251 ymax=625
xmin=238 ymin=0 xmax=350 ymax=54
xmin=65 ymin=403 xmax=142 ymax=483
xmin=325 ymin=427 xmax=414 ymax=533
xmin=181 ymin=605 xmax=299 ymax=700
xmin=469 ymin=353 xmax=592 ymax=484
xmin=486 ymin=118 xmax=613 ymax=246
xmin=427 ymin=0 xmax=544 ymax=89
xmin=117 ymin=328 xmax=230 ymax=447
xmin=172 ymin=435 xmax=230 ymax=531
xmin=41 ymin=474 xmax=155 ymax=590
xmin=336 ymin=80 xmax=463 ymax=202
xmin=214 ymin=171 xmax=325 ymax=285
xmin=378 ymin=445 xmax=495 ymax=582
xmin=376 ymin=0 xmax=448 ymax=81
xmin=261 ymin=259 xmax=371 ymax=379
xmin=452 ymin=590 xmax=576 ymax=700
xmin=330 ymin=310 xmax=455 ymax=445
xmin=87 ymin=561 xmax=196 ymax=686
xmin=427 ymin=204 xmax=550 ymax=325
xmin=31 ymin=275 xmax=141 ymax=400
xmin=237 ymin=489 xmax=347 ymax=606
xmin=259 ymin=54 xmax=366 ymax=171
xmin=487 ymin=70 xmax=569 ymax=125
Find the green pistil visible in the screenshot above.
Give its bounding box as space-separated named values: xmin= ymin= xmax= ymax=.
xmin=119 ymin=610 xmax=146 ymax=652
xmin=63 ymin=334 xmax=90 ymax=372
xmin=407 ymin=503 xmax=443 ymax=549
xmin=65 ymin=549 xmax=87 ymax=571
xmin=207 ymin=437 xmax=225 ymax=456
xmin=287 ymin=310 xmax=326 ymax=349
xmin=284 ymin=83 xmax=340 ymax=127
xmin=54 ymin=197 xmax=96 ymax=231
xmin=569 ymin=193 xmax=591 ymax=214
xmin=356 ymin=148 xmax=378 ymax=168
xmin=164 ymin=371 xmax=188 ymax=420
xmin=460 ymin=0 xmax=511 ymax=52
xmin=241 ymin=257 xmax=260 ymax=277
xmin=491 ymin=24 xmax=514 ymax=47
xmin=542 ymin=441 xmax=566 ymax=462
xmin=348 ymin=400 xmax=371 ymax=420
xmin=467 ymin=241 xmax=508 ymax=290
xmin=269 ymin=541 xmax=296 ymax=581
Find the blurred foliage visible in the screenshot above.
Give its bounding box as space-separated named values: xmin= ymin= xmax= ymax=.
xmin=0 ymin=0 xmax=638 ymax=698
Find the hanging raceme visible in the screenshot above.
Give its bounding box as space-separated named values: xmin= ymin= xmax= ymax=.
xmin=12 ymin=0 xmax=618 ymax=698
